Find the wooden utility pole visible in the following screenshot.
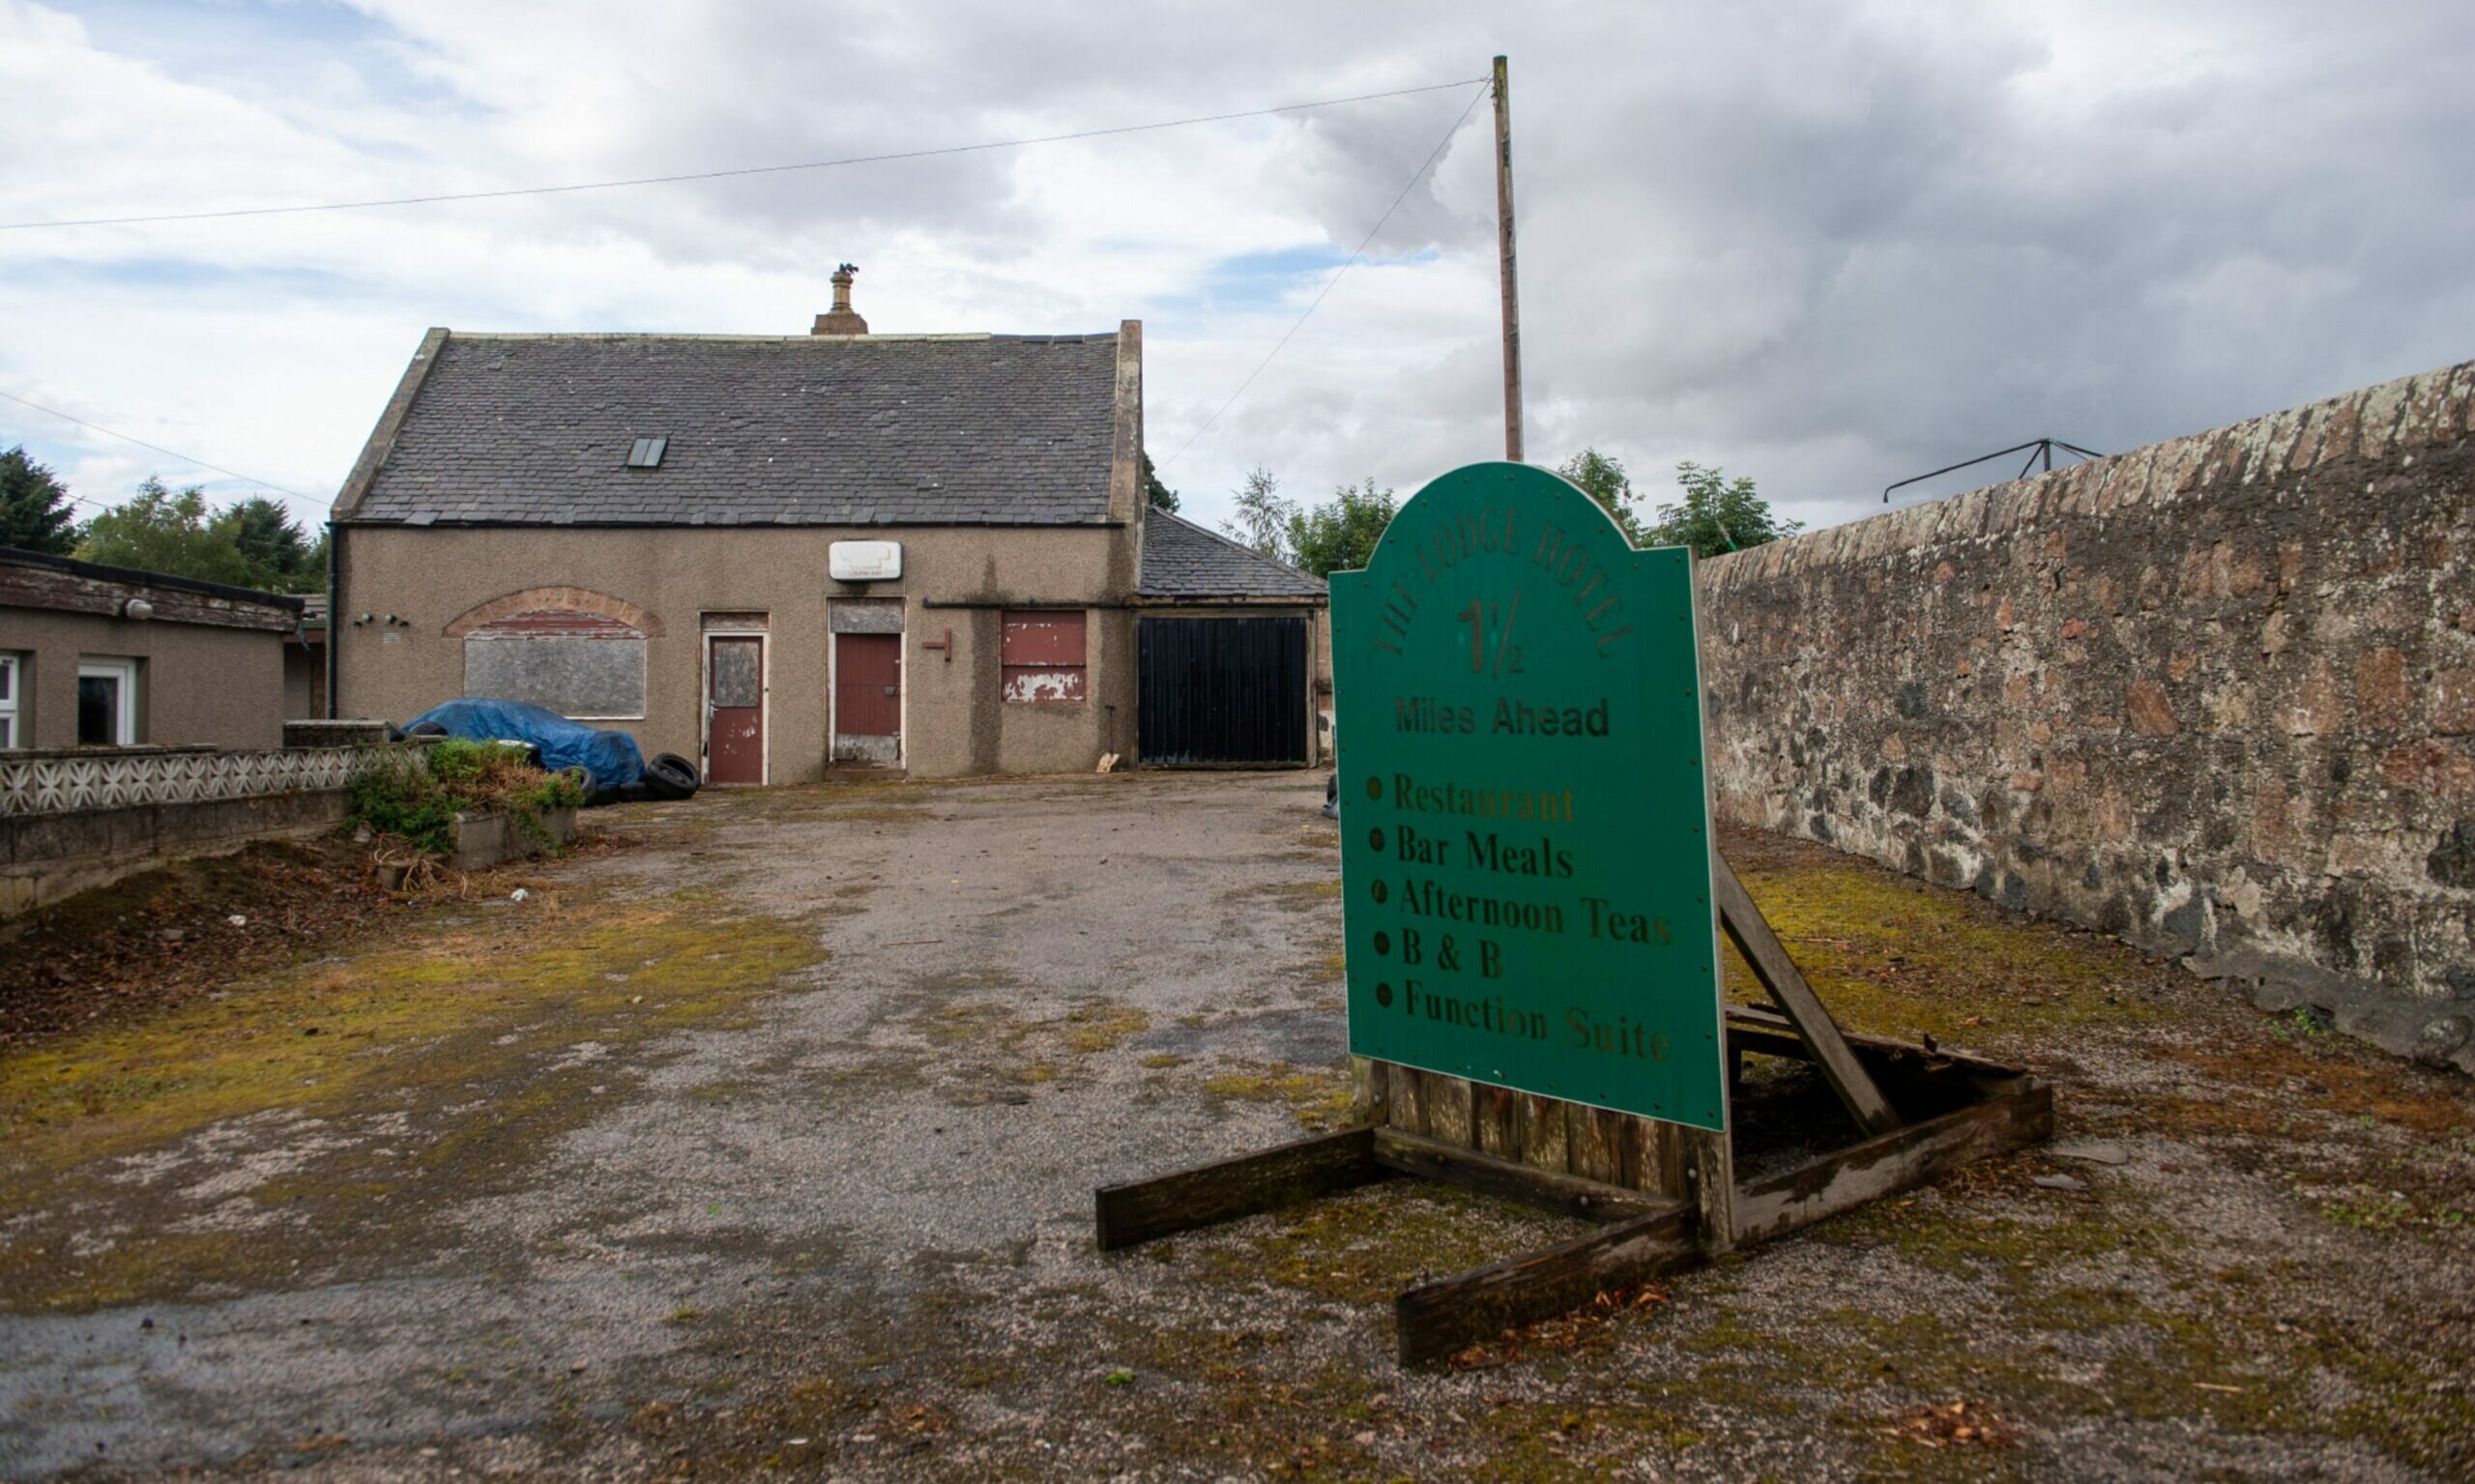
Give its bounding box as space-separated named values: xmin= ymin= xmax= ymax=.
xmin=1492 ymin=54 xmax=1524 ymax=463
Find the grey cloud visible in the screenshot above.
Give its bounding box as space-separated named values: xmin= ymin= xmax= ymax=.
xmin=9 ymin=0 xmax=2469 ymax=534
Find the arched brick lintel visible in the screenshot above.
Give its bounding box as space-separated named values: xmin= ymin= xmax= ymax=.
xmin=444 ymin=587 xmax=664 ymax=639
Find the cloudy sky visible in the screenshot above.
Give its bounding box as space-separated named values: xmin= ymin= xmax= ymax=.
xmin=1 ymin=0 xmax=2468 ymax=539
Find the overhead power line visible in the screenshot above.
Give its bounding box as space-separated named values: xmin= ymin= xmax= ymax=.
xmin=1158 ymin=79 xmax=1492 ymax=472
xmin=0 ymin=388 xmax=324 ymax=515
xmin=0 ymin=77 xmax=1490 ymax=232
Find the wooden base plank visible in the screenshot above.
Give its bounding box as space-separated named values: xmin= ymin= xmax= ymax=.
xmin=1351 ymin=1057 xmax=1390 ymax=1126
xmin=1683 ymin=1123 xmax=1736 ymax=1253
xmin=1623 ymin=1114 xmax=1687 ymax=1200
xmin=1374 ymin=1129 xmax=1659 ymax=1223
xmin=1394 ymin=1203 xmax=1700 ymax=1367
xmin=1095 ymin=1126 xmax=1385 ymax=1251
xmin=1567 ymin=1103 xmax=1622 ymax=1184
xmin=1473 ymin=1083 xmax=1520 ymax=1159
xmin=1515 ymin=1091 xmax=1569 ymax=1173
xmin=1387 ymin=1062 xmax=1430 ymax=1137
xmin=1730 ymin=1077 xmax=2053 ymax=1247
xmin=1426 ymin=1072 xmax=1476 ymax=1147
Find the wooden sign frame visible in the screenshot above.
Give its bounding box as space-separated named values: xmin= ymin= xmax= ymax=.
xmin=1095 ymin=859 xmax=2053 ymax=1366
xmin=1098 ymin=463 xmax=2048 ymax=1363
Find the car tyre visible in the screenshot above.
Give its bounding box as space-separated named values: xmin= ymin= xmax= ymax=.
xmin=644 ymin=752 xmax=700 ymax=800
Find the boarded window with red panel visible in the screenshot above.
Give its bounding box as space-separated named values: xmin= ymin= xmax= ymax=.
xmin=1001 ymin=610 xmax=1087 ymax=703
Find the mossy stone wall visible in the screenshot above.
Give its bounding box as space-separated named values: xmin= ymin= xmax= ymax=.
xmin=1700 ymin=362 xmax=2475 ymax=1068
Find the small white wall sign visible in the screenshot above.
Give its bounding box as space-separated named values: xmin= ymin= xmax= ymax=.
xmin=829 ymin=541 xmax=903 ymax=582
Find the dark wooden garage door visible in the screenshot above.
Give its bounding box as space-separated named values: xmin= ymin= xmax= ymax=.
xmin=1139 ymin=616 xmax=1309 ymax=766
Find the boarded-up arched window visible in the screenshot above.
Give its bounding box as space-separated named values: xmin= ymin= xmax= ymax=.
xmin=462 ymin=609 xmax=647 ymax=718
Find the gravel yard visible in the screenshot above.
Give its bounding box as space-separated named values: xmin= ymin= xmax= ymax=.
xmin=1 ymin=771 xmax=2469 ymax=1481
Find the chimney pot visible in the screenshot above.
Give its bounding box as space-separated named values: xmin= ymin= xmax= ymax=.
xmin=813 ymin=263 xmax=868 ymax=335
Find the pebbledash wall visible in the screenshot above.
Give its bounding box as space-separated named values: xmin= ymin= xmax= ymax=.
xmin=1699 ymin=361 xmax=2475 ymax=1072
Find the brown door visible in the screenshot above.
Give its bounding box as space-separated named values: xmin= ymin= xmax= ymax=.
xmin=835 ymin=632 xmax=902 ymax=746
xmin=705 ymin=635 xmax=765 ymax=785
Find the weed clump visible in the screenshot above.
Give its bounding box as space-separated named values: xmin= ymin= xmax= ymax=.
xmin=347 ymin=740 xmax=589 ymax=857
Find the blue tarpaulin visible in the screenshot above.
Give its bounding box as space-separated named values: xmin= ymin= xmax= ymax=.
xmin=404 ymin=698 xmax=646 ymax=791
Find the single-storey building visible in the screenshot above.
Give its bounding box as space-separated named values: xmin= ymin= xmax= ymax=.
xmin=1131 ymin=510 xmax=1332 ymax=765
xmin=0 ymin=546 xmax=304 ymax=750
xmin=330 ymin=273 xmax=1330 ymax=782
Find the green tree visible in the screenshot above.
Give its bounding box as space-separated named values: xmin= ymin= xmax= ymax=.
xmin=301 ymin=526 xmax=331 ymax=592
xmin=1221 ymin=465 xmax=1294 ymax=563
xmin=1283 ymin=478 xmax=1394 ymax=577
xmin=1141 ymin=451 xmax=1179 ymax=513
xmin=1556 ymin=447 xmax=1644 ymax=542
xmin=75 ymin=478 xmax=260 ymax=585
xmin=0 ymin=445 xmax=78 ymax=555
xmin=227 ymin=495 xmax=326 ymax=593
xmin=1642 ymin=462 xmax=1801 ymax=558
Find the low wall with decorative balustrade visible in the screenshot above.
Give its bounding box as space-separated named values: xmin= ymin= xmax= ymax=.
xmin=0 ymin=743 xmax=387 ymax=917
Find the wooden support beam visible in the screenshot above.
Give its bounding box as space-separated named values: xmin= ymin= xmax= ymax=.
xmin=1094 ymin=1126 xmax=1385 ymax=1251
xmin=1731 ymin=1078 xmax=2053 ymax=1247
xmin=1350 ymin=1056 xmax=1390 ymax=1126
xmin=1395 ymin=1203 xmax=1699 ymax=1367
xmin=1629 ymin=1114 xmax=1686 ymax=1201
xmin=1713 ymin=852 xmax=1902 ymax=1136
xmin=1425 ymin=1072 xmax=1476 ymax=1147
xmin=1683 ymin=1124 xmax=1735 ymax=1254
xmin=1515 ymin=1091 xmax=1569 ymax=1173
xmin=1472 ymin=1082 xmax=1520 ymax=1159
xmin=1374 ymin=1129 xmax=1659 ymax=1223
xmin=1565 ymin=1102 xmax=1623 ymax=1185
xmin=1387 ymin=1062 xmax=1430 ymax=1137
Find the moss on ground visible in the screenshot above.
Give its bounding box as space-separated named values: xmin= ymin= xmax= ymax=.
xmin=821 ymin=805 xmax=934 ymax=824
xmin=1732 ymin=1177 xmax=2474 ymax=1478
xmin=0 ymin=891 xmax=825 ymax=1313
xmin=1064 ymin=1005 xmax=1150 ymax=1054
xmin=904 ymin=990 xmax=1155 ymax=1091
xmin=10 ymin=793 xmax=2471 ymax=1480
xmin=1196 ymin=1181 xmax=1587 ymax=1309
xmin=0 ymin=895 xmax=816 ymax=1167
xmin=1729 ymin=858 xmax=2156 ymax=1044
xmin=2161 ymin=1037 xmax=2475 ymax=1141
xmin=1245 ymin=879 xmax=1346 ymax=915
xmin=1201 ymin=1060 xmax=1355 ymax=1130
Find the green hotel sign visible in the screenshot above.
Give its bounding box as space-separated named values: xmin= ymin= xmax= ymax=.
xmin=1331 ymin=461 xmax=1727 ymax=1131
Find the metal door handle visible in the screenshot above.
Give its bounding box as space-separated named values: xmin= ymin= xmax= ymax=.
xmin=881 ymin=685 xmax=898 ymax=697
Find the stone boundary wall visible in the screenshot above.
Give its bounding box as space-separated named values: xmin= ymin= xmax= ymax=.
xmin=1699 ymin=362 xmax=2475 ymax=1070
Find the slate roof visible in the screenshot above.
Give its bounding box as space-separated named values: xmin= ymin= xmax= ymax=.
xmin=1137 ymin=511 xmax=1327 ymax=600
xmin=342 ymin=331 xmax=1123 ymax=527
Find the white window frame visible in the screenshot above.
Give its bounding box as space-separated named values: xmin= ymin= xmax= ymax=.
xmin=77 ymin=656 xmax=140 ymax=746
xmin=0 ymin=654 xmax=18 ymax=748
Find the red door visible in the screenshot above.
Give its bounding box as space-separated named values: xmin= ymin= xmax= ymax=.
xmin=705 ymin=635 xmax=765 ymax=785
xmin=835 ymin=632 xmax=902 ymax=746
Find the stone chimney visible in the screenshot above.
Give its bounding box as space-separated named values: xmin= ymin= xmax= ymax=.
xmin=811 ymin=263 xmax=868 ymax=336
